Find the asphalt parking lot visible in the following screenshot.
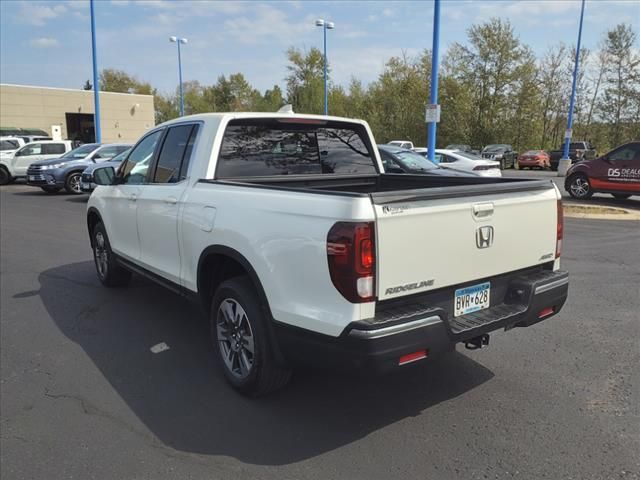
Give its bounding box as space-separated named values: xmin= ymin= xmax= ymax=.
xmin=1 ymin=182 xmax=638 ymax=480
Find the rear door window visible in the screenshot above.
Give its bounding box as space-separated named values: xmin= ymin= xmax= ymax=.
xmin=43 ymin=143 xmax=67 ymax=155
xmin=216 ymin=119 xmax=376 ymax=178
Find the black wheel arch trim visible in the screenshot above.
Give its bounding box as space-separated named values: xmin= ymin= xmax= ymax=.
xmin=197 ymin=244 xmax=286 ymax=365
xmin=86 ymin=207 xmax=104 ymax=247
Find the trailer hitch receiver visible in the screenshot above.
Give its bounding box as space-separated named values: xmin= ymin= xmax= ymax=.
xmin=464 ymin=334 xmax=490 ymax=350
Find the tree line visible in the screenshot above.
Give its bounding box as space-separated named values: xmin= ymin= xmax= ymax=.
xmin=92 ymin=18 xmax=639 ymax=153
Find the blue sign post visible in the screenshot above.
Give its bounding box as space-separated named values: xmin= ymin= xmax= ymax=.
xmin=90 ymin=0 xmax=101 ymax=143
xmin=558 ymin=0 xmax=586 ymax=176
xmin=426 ymin=0 xmax=441 ymax=164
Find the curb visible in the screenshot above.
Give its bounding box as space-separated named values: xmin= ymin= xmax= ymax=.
xmin=563 ymin=203 xmax=640 ymax=221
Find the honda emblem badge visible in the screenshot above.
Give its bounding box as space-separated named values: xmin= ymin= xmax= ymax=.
xmin=476 ymin=226 xmax=494 ymax=249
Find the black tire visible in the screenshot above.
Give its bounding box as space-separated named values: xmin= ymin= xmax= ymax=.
xmin=211 ymin=276 xmax=291 ymax=396
xmin=92 ymin=222 xmax=132 ymax=287
xmin=65 ymin=172 xmax=83 ymax=194
xmin=41 ymin=186 xmax=61 ymax=194
xmin=0 ymin=166 xmax=12 ymax=185
xmin=567 ymin=174 xmax=593 ymax=200
xmin=612 ymin=193 xmax=631 ymax=200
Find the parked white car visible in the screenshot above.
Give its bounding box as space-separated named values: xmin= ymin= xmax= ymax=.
xmin=87 ymin=112 xmax=568 ymax=396
xmin=387 ymin=140 xmax=414 ymax=149
xmin=0 ymin=140 xmax=73 ymax=184
xmin=436 ymin=149 xmax=502 ymax=177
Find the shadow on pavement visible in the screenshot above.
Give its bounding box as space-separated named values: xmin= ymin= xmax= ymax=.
xmin=35 ymin=261 xmax=494 ymax=465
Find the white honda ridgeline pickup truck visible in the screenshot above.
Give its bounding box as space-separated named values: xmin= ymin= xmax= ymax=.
xmin=87 ymin=112 xmax=569 ymax=396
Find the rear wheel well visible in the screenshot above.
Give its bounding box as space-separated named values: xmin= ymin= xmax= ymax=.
xmin=198 ymin=253 xmax=251 ymax=313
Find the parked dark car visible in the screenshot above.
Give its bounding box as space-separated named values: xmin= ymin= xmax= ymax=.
xmin=80 ymin=147 xmax=131 ymax=192
xmin=377 ymin=144 xmax=476 ymax=177
xmin=26 ymin=143 xmax=131 ymax=194
xmin=480 ymin=144 xmax=517 ymax=169
xmin=564 ymin=141 xmax=639 ymax=200
xmin=549 ymin=141 xmax=597 ymax=171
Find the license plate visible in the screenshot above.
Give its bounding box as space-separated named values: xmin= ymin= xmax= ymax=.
xmin=28 ymin=175 xmax=35 ymax=181
xmin=454 ymin=282 xmax=490 ymax=317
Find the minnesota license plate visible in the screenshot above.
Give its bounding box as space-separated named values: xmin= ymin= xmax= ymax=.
xmin=454 ymin=282 xmax=490 ymax=317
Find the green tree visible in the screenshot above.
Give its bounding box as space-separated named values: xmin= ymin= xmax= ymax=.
xmin=285 ymin=47 xmax=325 ymax=114
xmin=446 ymin=18 xmax=534 ymax=147
xmin=598 ymin=23 xmax=640 ymax=146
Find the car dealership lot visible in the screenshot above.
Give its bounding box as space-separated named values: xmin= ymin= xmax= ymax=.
xmin=1 ymin=184 xmax=638 ymax=480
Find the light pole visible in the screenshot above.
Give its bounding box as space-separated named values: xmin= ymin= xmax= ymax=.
xmin=558 ymin=0 xmax=586 ymax=177
xmin=90 ymin=0 xmax=101 ymax=143
xmin=315 ymin=19 xmax=335 ymax=116
xmin=426 ymin=0 xmax=441 ymax=164
xmin=169 ymin=36 xmax=188 ymax=116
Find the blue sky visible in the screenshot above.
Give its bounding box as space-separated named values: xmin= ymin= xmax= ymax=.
xmin=1 ymin=0 xmax=638 ymax=95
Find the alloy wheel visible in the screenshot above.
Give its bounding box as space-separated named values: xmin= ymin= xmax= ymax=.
xmin=94 ymin=231 xmax=109 ymax=279
xmin=69 ymin=174 xmax=82 ymax=194
xmin=216 ymin=298 xmax=255 ymax=379
xmin=570 ymin=176 xmax=590 ymax=198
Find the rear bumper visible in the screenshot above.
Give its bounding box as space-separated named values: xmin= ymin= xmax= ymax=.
xmin=274 ymin=268 xmax=568 ymax=372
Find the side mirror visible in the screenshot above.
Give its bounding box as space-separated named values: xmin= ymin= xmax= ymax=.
xmin=387 ymin=167 xmax=405 ymax=174
xmin=93 ymin=166 xmax=116 ymax=186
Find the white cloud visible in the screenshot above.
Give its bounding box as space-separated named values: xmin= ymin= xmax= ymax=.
xmin=19 ymin=3 xmax=67 ymax=26
xmin=30 ymin=37 xmax=60 ymax=48
xmin=223 ymin=4 xmax=313 ymax=45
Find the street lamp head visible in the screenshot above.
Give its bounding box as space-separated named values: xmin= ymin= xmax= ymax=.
xmin=179 ymin=38 xmax=188 ymax=44
xmin=315 ymin=19 xmax=325 ymax=27
xmin=170 ymin=36 xmax=188 ymax=44
xmin=169 ymin=36 xmax=177 ymax=42
xmin=326 ymin=22 xmax=335 ymax=29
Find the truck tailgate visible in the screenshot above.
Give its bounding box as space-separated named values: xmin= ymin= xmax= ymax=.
xmin=371 ymin=181 xmax=558 ymax=301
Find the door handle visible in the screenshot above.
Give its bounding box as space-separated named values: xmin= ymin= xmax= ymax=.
xmin=164 ymin=196 xmax=178 ymax=205
xmin=128 ymin=193 xmax=137 ymax=202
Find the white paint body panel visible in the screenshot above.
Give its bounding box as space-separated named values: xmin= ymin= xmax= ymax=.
xmin=374 ymin=187 xmax=560 ymax=301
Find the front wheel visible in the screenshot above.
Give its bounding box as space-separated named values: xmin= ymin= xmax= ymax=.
xmin=92 ymin=222 xmax=131 ymax=287
xmin=567 ymin=174 xmax=593 ymax=200
xmin=211 ymin=276 xmax=291 ymax=396
xmin=612 ymin=193 xmax=631 ymax=200
xmin=65 ymin=172 xmax=83 ymax=194
xmin=0 ymin=166 xmax=12 ymax=185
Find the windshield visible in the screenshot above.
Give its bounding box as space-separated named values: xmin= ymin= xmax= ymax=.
xmin=110 ymin=148 xmax=131 ymax=163
xmin=394 ymin=150 xmax=438 ymax=170
xmin=61 ymin=144 xmax=99 ymax=159
xmin=457 ymin=151 xmax=486 ymax=161
xmin=524 ymin=150 xmax=542 ymax=155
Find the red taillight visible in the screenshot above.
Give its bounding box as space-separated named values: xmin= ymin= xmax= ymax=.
xmin=556 ymin=199 xmax=563 ymax=258
xmin=538 ymin=307 xmax=555 ymax=319
xmin=399 ymin=350 xmax=428 ymax=366
xmin=327 ymin=222 xmax=375 ymax=303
